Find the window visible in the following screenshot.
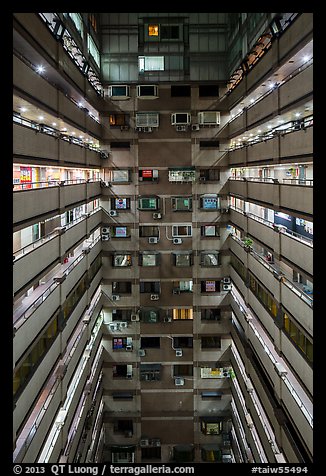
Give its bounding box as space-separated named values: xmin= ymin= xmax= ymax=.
xmin=113 ymin=364 xmax=133 ymax=378
xmin=109 ymin=114 xmax=129 ymax=127
xmin=173 ymin=337 xmax=193 ymax=348
xmin=136 ymin=112 xmax=159 ymax=128
xmin=110 ymin=141 xmax=130 ymax=149
xmin=168 ymin=169 xmax=196 ymax=182
xmin=111 ymin=169 xmax=131 ymax=183
xmin=139 ymin=226 xmax=160 ymax=238
xmin=139 ymin=169 xmax=159 ymax=182
xmin=112 ymin=392 xmax=134 ymax=400
xmin=283 ymin=310 xmax=313 ymax=365
xmin=200 ymin=251 xmax=220 ymax=267
xmin=141 ymin=447 xmax=161 ymax=460
xmin=141 ymin=308 xmax=159 ymax=323
xmin=87 ymin=34 xmax=100 ymax=68
xmin=148 ymin=24 xmax=159 ymax=36
xmin=199 ymin=85 xmax=219 ymax=97
xmin=111 ymin=448 xmax=135 ymax=463
xmin=110 ymin=226 xmax=131 ymax=238
xmin=201 ymin=336 xmax=221 ymax=349
xmin=113 ymin=420 xmax=133 ymax=434
xmin=200 ymin=417 xmax=223 ymax=435
xmin=199 ymin=140 xmax=220 ymax=148
xmin=171 ymin=197 xmax=192 ymax=211
xmin=113 ymin=337 xmax=133 ymax=350
xmin=200 ymin=195 xmax=220 ymax=210
xmin=173 ymin=280 xmax=193 ymax=293
xmin=171 ymin=85 xmax=191 ymax=97
xmin=173 ymin=365 xmax=193 ymax=376
xmin=172 ymin=225 xmax=192 ymax=237
xmin=201 ymin=309 xmax=221 ymax=321
xmin=140 ymin=282 xmax=160 ymax=293
xmin=111 ymin=309 xmax=132 ymax=321
xmin=139 ymin=56 xmax=164 ymax=72
xmin=201 ymin=280 xmax=221 ymax=293
xmin=173 ymin=252 xmax=192 ymax=267
xmin=138 ymin=197 xmax=160 ymax=210
xmin=140 ymin=364 xmax=161 ymax=381
xmin=199 ymin=169 xmax=220 ymax=181
xmin=112 ymin=254 xmax=132 ymax=267
xmin=111 ymin=198 xmax=131 ymax=210
xmin=140 ymin=337 xmax=160 ymax=348
xmin=201 ymin=225 xmax=220 ymax=237
xmin=68 ymin=13 xmax=83 ymax=36
xmin=140 ymin=252 xmax=160 ymax=267
xmin=172 ymin=308 xmax=193 ymax=320
xmin=112 ymin=282 xmax=132 ymax=294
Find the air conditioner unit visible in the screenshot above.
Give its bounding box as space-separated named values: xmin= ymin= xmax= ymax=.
xmin=150 ymin=294 xmax=160 ymax=301
xmin=101 ymin=235 xmax=110 ymax=241
xmin=175 ymin=377 xmax=185 ymax=386
xmin=223 ymin=284 xmax=232 ymax=291
xmin=120 ymin=322 xmax=128 ymax=329
xmin=153 ymin=213 xmax=162 ymax=219
xmin=176 ymin=125 xmax=187 ymax=132
xmin=143 ymin=126 xmax=153 ymax=132
xmin=192 ymin=124 xmax=200 ymax=131
xmin=198 ymin=111 xmax=221 ymax=126
xmin=112 ymin=294 xmax=120 ymax=301
xmin=131 ymin=313 xmax=139 ymax=322
xmin=245 ymin=414 xmax=254 ymax=429
xmin=125 ymin=344 xmax=132 ymax=351
xmin=222 ymin=277 xmax=231 ymax=284
xmin=126 ymin=365 xmax=132 ymax=378
xmin=102 ymin=227 xmax=110 ymax=234
xmin=148 ymin=237 xmax=158 ymax=244
xmin=164 ymin=316 xmax=172 ymax=322
xmin=136 ymin=127 xmax=143 ymax=132
xmin=138 ymin=349 xmax=146 ymax=357
xmin=175 ymin=349 xmax=183 ymax=357
xmin=120 ymin=125 xmax=129 ymax=131
xmin=173 ymin=238 xmax=183 ymax=244
xmin=199 ymin=176 xmax=206 ymax=182
xmin=109 ymin=210 xmax=118 ymax=217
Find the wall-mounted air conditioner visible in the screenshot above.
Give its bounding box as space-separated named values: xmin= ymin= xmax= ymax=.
xmin=245 ymin=414 xmax=254 ymax=429
xmin=137 ymin=85 xmax=159 ymax=99
xmin=120 ymin=322 xmax=128 ymax=329
xmin=223 ymin=284 xmax=232 ymax=291
xmin=108 ymin=85 xmax=130 ymax=100
xmin=175 ymin=349 xmax=183 ymax=357
xmin=112 ymin=294 xmax=120 ymax=301
xmin=148 ymin=237 xmax=158 ymax=244
xmin=102 ymin=227 xmax=110 ymax=234
xmin=164 ymin=316 xmax=172 ymax=322
xmin=125 ymin=344 xmax=132 ymax=351
xmin=150 ymin=294 xmax=160 ymax=301
xmin=176 ymin=125 xmax=187 ymax=132
xmin=175 ymin=377 xmax=185 ymax=386
xmin=198 ymin=111 xmax=221 ymax=126
xmin=101 ymin=235 xmax=110 ymax=241
xmin=173 ymin=238 xmax=183 ymax=244
xmin=171 ymin=112 xmax=191 ymax=126
xmin=131 ymin=313 xmax=139 ymax=322
xmin=138 ymin=349 xmax=146 ymax=357
xmin=192 ymin=124 xmax=200 ymax=131
xmin=109 ymin=210 xmax=118 ymax=217
xmin=153 ymin=212 xmax=162 ymax=219
xmin=222 ymin=277 xmax=231 ymax=284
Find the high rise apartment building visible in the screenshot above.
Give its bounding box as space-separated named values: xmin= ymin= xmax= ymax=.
xmin=13 ymin=12 xmax=313 ymax=464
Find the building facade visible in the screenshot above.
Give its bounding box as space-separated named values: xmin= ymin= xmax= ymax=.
xmin=13 ymin=12 xmax=313 ymax=464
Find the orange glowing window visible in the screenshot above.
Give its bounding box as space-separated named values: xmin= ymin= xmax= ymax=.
xmin=148 ymin=25 xmax=159 ymax=36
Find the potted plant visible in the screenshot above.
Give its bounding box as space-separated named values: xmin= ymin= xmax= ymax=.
xmin=243 ymin=237 xmax=253 ymax=251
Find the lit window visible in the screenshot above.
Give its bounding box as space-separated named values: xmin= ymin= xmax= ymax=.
xmin=171 ymin=197 xmax=192 ymax=211
xmin=148 ymin=24 xmax=159 ymax=36
xmin=87 ymin=34 xmax=100 ymax=68
xmin=138 ymin=56 xmax=164 ymax=72
xmin=140 ymin=252 xmax=160 ymax=267
xmin=111 ymin=169 xmax=130 ymax=183
xmin=201 ymin=225 xmax=219 ymax=237
xmin=112 ymin=254 xmax=132 ymax=267
xmin=172 ymin=308 xmax=193 ymax=320
xmin=138 ymin=197 xmax=160 ymax=210
xmin=200 ymin=251 xmax=220 ymax=267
